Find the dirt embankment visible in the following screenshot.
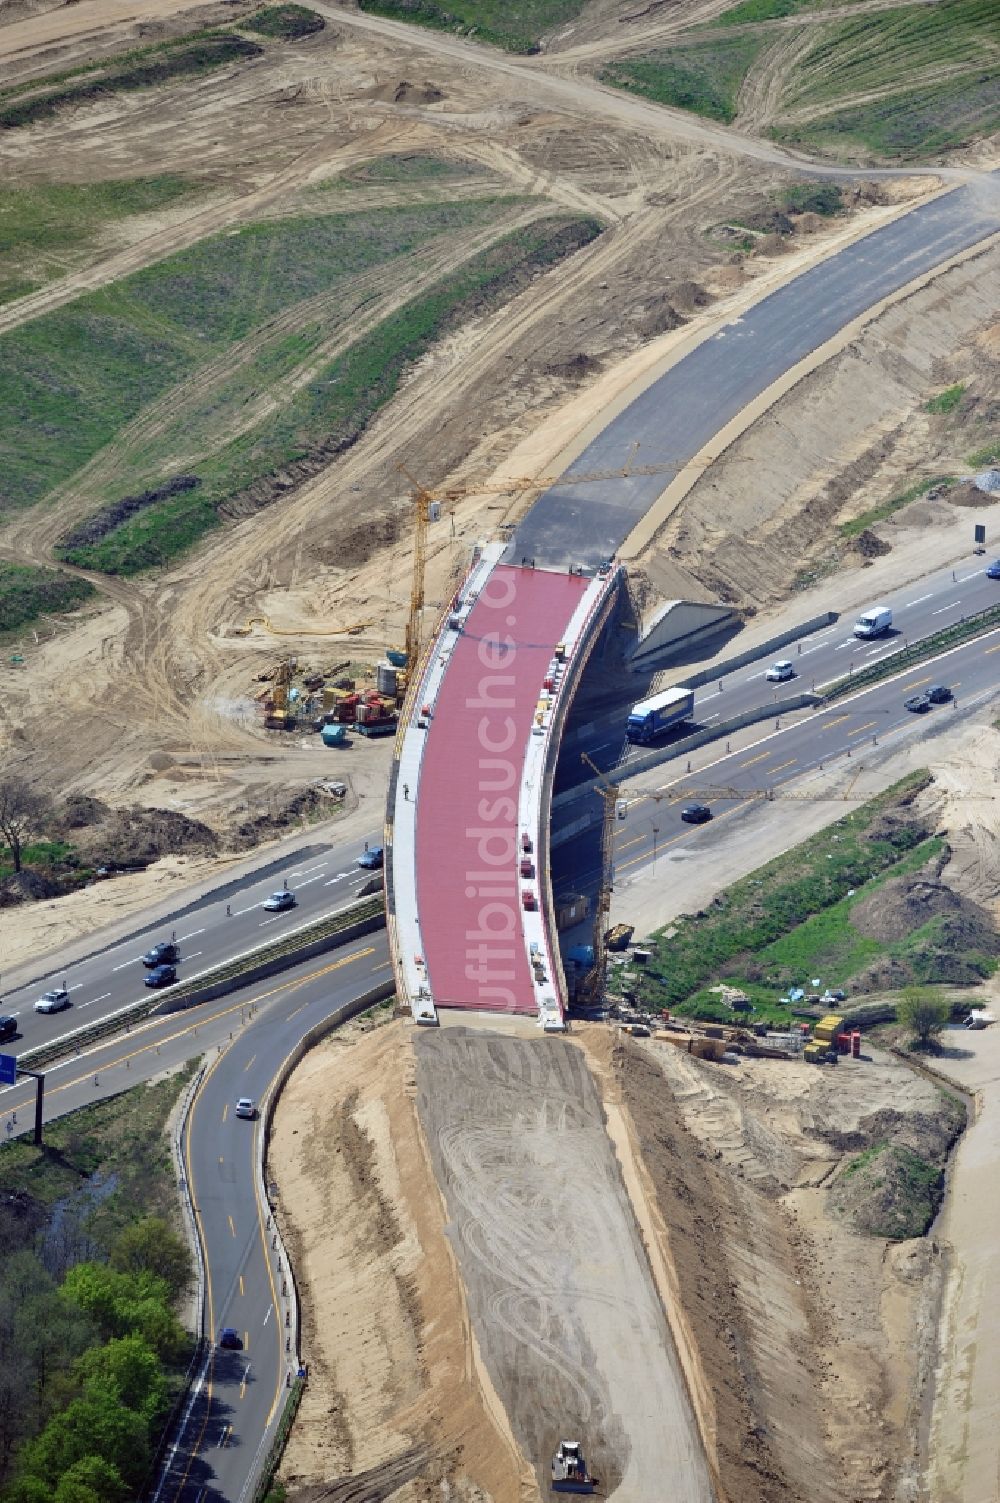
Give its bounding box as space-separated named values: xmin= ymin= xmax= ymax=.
xmin=611 ymin=1032 xmax=959 ymax=1503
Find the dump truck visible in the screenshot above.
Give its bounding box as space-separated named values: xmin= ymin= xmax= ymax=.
xmin=626 ymin=685 xmax=695 ymax=744
xmin=551 ymin=1441 xmax=596 ymax=1494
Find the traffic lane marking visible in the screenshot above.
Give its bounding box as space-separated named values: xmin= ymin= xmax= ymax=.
xmin=740 ymin=751 xmax=770 ymax=767
xmin=846 ymin=720 xmax=879 ymax=737
xmin=617 ymin=802 xmax=745 ymax=872
xmin=0 ymin=948 xmax=379 ymax=1111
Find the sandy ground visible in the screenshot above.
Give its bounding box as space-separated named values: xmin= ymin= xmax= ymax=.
xmin=926 ymin=1015 xmax=1000 ymax=1503
xmin=414 ymin=1025 xmax=713 ymax=1503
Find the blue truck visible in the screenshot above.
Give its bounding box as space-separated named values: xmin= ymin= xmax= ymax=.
xmin=626 ymin=686 xmax=695 ymax=744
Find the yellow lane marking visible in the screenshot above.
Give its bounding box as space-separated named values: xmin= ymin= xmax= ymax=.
xmin=372 ymin=960 xmax=392 ymax=971
xmin=847 ymin=720 xmax=878 ymax=737
xmin=222 ymin=1103 xmax=229 ymax=1123
xmin=617 ymin=834 xmax=645 ymax=851
xmin=822 ymin=714 xmax=849 ymax=729
xmin=986 ymin=643 xmax=1000 ymax=654
xmin=771 ymin=759 xmax=797 ymax=774
xmin=239 ymin=1274 xmax=245 ymax=1297
xmin=228 ymin=1215 xmax=236 ymax=1238
xmin=904 ymin=675 xmax=931 ymax=688
xmin=740 ymin=751 xmax=770 ymax=768
xmin=6 ymin=948 xmax=378 ymax=1114
xmin=617 ymin=803 xmax=744 ymax=872
xmin=244 ymin=1054 xmax=256 ymax=1073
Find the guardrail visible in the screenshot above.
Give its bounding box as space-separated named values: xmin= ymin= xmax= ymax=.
xmin=16 ymin=895 xmax=387 ymax=1072
xmin=820 ymin=603 xmax=1000 ymax=700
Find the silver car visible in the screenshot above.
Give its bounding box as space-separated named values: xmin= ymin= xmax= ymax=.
xmin=235 ymin=1098 xmax=256 ymax=1120
xmin=35 ymin=988 xmax=70 ymax=1014
xmin=765 ymin=660 xmax=795 ymax=682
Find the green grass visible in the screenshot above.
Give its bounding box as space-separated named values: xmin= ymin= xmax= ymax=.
xmin=345 ymin=153 xmax=486 ymax=183
xmin=779 ymin=181 xmax=844 ymax=215
xmin=0 ymin=176 xmax=195 ymax=307
xmin=0 ymin=1066 xmax=195 ymax=1245
xmin=600 ymin=34 xmax=767 ymax=123
xmin=245 ymin=4 xmax=324 ymax=37
xmin=631 ymin=773 xmax=934 ymax=1016
xmin=834 ymin=1143 xmax=943 ymax=1238
xmin=838 ymin=475 xmax=955 ymax=538
xmin=56 ymin=214 xmax=601 ymax=574
xmin=925 ymin=384 xmax=966 ymax=415
xmin=715 ymin=0 xmax=806 ymax=23
xmin=0 ymin=34 xmax=263 ymax=130
xmin=0 ymin=561 xmax=95 ymax=634
xmin=357 ymin=0 xmax=589 ymax=53
xmin=0 ymin=198 xmax=508 ymax=519
xmin=967 ymin=439 xmax=1000 ymax=468
xmin=770 ymin=0 xmax=1000 ymax=158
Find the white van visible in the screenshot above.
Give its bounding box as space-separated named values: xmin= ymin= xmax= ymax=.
xmin=854 ymin=605 xmax=892 ymax=639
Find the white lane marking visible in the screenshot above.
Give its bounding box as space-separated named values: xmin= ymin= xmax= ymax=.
xmin=903 ymin=593 xmax=933 ymax=607
xmin=259 ymin=916 xmax=280 ymax=926
xmin=68 ymin=983 xmax=84 ymax=992
xmin=112 ymin=957 xmax=140 ymax=972
xmin=932 ymin=601 xmax=960 ymax=615
xmin=232 ymin=904 xmax=262 ymax=917
xmin=324 ymin=873 xmax=347 ymax=885
xmin=700 ymin=713 xmax=721 ymax=724
xmin=185 ymin=951 xmax=203 ymax=962
xmin=834 ymin=640 xmax=855 ymax=651
xmin=285 ymin=862 xmax=326 ymax=880
xmin=74 ymin=992 xmax=112 ymax=1011
xmin=179 ymin=927 xmax=205 ymax=941
xmin=958 ymin=572 xmax=981 ymax=581
xmin=296 ymin=875 xmax=323 ymax=888
xmin=262 ymin=1307 xmax=271 ymax=1327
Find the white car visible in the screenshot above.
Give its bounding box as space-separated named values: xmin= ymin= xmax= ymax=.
xmin=35 ymin=988 xmax=70 ymax=1014
xmin=235 ymin=1098 xmax=256 ymax=1120
xmin=262 ymin=890 xmax=296 ymax=912
xmin=765 ymin=660 xmax=795 ymax=682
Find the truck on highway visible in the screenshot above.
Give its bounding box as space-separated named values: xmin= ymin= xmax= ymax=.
xmin=853 ymin=605 xmax=892 ymax=639
xmin=626 ymin=685 xmax=695 ymax=744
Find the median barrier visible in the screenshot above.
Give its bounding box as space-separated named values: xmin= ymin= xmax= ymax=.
xmin=15 ymin=894 xmax=387 ymax=1072
xmin=820 ymin=602 xmax=1000 ymax=701
xmin=550 ymin=691 xmax=821 ymax=843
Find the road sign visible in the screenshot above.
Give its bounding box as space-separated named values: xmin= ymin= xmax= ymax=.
xmin=975 ymin=524 xmax=986 ymax=546
xmin=0 ymin=1054 xmax=16 ymax=1087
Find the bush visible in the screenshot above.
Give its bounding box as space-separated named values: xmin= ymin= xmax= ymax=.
xmin=897 ymin=986 xmax=951 ymax=1046
xmin=246 ymin=4 xmax=324 ymax=37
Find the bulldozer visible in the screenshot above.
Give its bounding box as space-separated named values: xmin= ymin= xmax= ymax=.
xmin=551 ymin=1441 xmax=596 ymax=1494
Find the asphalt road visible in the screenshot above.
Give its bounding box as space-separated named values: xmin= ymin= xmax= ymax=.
xmin=505 ymin=179 xmax=999 ymax=571
xmin=0 ymin=826 xmax=383 ymax=1059
xmin=574 ymin=554 xmax=1000 ymax=773
xmin=553 ymin=621 xmax=1000 ymax=894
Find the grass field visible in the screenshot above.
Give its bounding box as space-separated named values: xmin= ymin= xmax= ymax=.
xmin=58 ymin=214 xmax=601 ymax=572
xmin=0 ymin=176 xmax=195 ymax=308
xmin=357 ymin=0 xmax=588 ymax=53
xmin=600 ymin=35 xmax=766 ymax=123
xmin=246 ymin=3 xmax=325 ymax=37
xmin=604 ymin=0 xmax=998 ymax=157
xmin=838 ymin=475 xmax=955 ymax=538
xmin=0 ymin=199 xmax=507 ymax=519
xmin=0 ymin=562 xmax=95 ymax=635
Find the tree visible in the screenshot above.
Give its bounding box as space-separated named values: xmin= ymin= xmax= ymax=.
xmin=110 ymin=1217 xmax=193 ymax=1301
xmin=75 ymin=1335 xmax=167 ymax=1425
xmin=897 ymin=987 xmax=951 ymax=1047
xmin=0 ymin=777 xmax=52 ymax=874
xmin=52 ymin=1456 xmax=129 ymax=1503
xmin=60 ymin=1264 xmax=186 ymax=1362
xmin=16 ymin=1396 xmax=149 ymax=1494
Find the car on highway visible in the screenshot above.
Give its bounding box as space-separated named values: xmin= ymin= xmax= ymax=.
xmin=680 ymin=803 xmax=712 ymax=824
xmin=357 ymin=847 xmax=384 ymax=870
xmin=34 ymin=988 xmax=70 ymax=1014
xmin=0 ymin=1015 xmax=18 ymax=1043
xmin=235 ymin=1098 xmax=256 ymax=1120
xmin=927 ymin=684 xmax=952 ymax=703
xmin=144 ymin=964 xmax=177 ymax=988
xmin=142 ymin=940 xmax=179 ymax=967
xmin=986 ymin=560 xmax=1000 ymax=579
xmin=262 ymin=890 xmax=296 ymax=912
xmin=218 ymin=1327 xmax=243 ymax=1350
xmin=904 ymin=693 xmax=931 ymax=713
xmin=765 ymin=660 xmax=795 ymax=682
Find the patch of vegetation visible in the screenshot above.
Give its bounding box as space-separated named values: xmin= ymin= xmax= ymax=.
xmin=770 ymin=0 xmax=1000 ymax=158
xmin=967 ymin=438 xmax=999 ymax=467
xmin=345 ymin=152 xmax=485 ymax=183
xmin=633 ymin=773 xmax=934 ymax=1016
xmin=0 ymin=563 xmax=95 ymax=635
xmin=0 ymin=35 xmax=263 ymax=131
xmin=838 ymin=475 xmax=955 ymax=538
xmin=357 ymin=0 xmax=587 ymax=53
xmin=0 ymin=198 xmax=506 ymax=518
xmin=600 ymin=34 xmax=767 ymax=123
xmin=778 ymin=181 xmax=844 ymax=216
xmin=0 ymin=176 xmax=195 ymax=307
xmin=925 ymin=383 xmax=966 ymax=415
xmin=246 ymin=4 xmax=324 ymax=37
xmin=58 ymin=214 xmax=602 ymax=574
xmin=715 ymin=0 xmax=805 ymax=23
xmin=833 ymin=1144 xmax=943 ymax=1238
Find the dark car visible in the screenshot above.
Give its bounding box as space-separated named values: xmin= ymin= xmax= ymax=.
xmin=144 ymin=964 xmax=177 ymax=988
xmin=357 ymin=846 xmax=384 ymax=870
xmin=218 ymin=1327 xmax=242 ymax=1350
xmin=927 ymin=684 xmax=952 ymax=704
xmin=680 ymin=803 xmax=712 ymax=824
xmin=0 ymin=1015 xmax=17 ymax=1044
xmin=142 ymin=941 xmax=178 ymax=968
xmin=262 ymin=890 xmax=296 ymax=912
xmin=986 ymin=559 xmax=1000 ymax=579
xmin=904 ymin=693 xmax=931 ymax=713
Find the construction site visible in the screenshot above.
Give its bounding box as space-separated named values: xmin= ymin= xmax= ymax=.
xmin=0 ymin=2 xmax=999 ymax=1502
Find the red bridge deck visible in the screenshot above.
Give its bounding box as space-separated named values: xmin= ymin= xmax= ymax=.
xmin=415 ymin=564 xmax=590 ymax=1012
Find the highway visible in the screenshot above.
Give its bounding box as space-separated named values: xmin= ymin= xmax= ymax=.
xmin=553 ymin=621 xmax=1000 ymax=892
xmin=506 ymin=178 xmax=999 ymax=571
xmin=2 ymin=936 xmax=392 ymax=1503
xmin=0 ymin=825 xmax=382 ymax=1060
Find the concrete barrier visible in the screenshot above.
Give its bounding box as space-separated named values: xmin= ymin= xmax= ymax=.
xmin=677 ymin=611 xmax=838 ymax=691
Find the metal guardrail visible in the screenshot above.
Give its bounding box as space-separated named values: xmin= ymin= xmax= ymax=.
xmin=820 ymin=602 xmax=1000 ymax=701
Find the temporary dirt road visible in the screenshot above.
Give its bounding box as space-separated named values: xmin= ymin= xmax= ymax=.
xmin=414 ymin=1025 xmax=714 ymax=1502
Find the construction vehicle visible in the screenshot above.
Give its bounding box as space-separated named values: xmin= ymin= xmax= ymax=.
xmin=626 ymin=685 xmax=695 ymax=743
xmin=263 ymin=660 xmax=295 ymax=730
xmin=551 ymin=1441 xmax=596 ymax=1494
